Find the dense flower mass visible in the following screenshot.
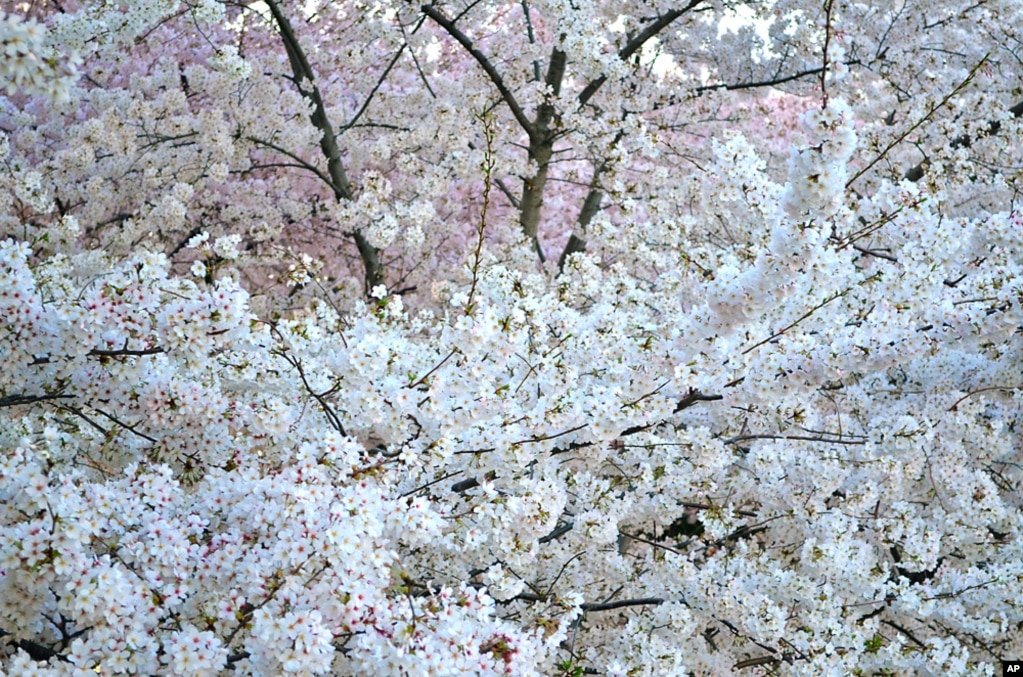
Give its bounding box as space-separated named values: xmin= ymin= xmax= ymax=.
xmin=1 ymin=0 xmax=1022 ymax=675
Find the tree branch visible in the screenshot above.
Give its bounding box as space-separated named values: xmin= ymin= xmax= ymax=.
xmin=343 ymin=44 xmax=407 ymax=132
xmin=0 ymin=393 xmax=73 ymax=408
xmin=90 ymin=406 xmax=159 ymax=443
xmin=723 ymin=433 xmax=866 ymax=446
xmin=422 ymin=4 xmax=535 ymax=137
xmin=848 ymin=55 xmax=989 ymax=188
xmin=579 ymin=1 xmax=704 ymax=106
xmin=742 ymin=287 xmax=853 ymax=355
xmin=264 ymin=0 xmax=384 ymax=291
xmin=557 ymin=166 xmax=604 ymax=272
xmin=517 ymin=46 xmax=567 ymax=256
xmin=520 ymin=0 xmax=542 ymax=82
xmin=0 ymin=630 xmax=64 ymax=662
xmin=733 ymin=655 xmax=780 ymax=670
xmin=693 ymin=60 xmax=861 ymax=94
xmin=245 ymin=135 xmax=339 ymax=193
xmin=905 ymin=98 xmax=1023 ymax=181
xmin=581 ymin=597 xmax=664 ymax=612
xmin=674 ymin=388 xmax=724 ymax=412
xmin=264 ymin=0 xmax=353 ymax=200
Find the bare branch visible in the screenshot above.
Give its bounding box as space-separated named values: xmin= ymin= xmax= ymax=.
xmin=947 ymin=385 xmax=1019 ymax=412
xmin=557 ymin=165 xmax=604 ymax=272
xmin=512 ymin=423 xmax=588 ymax=446
xmin=881 ymin=620 xmax=927 ymax=648
xmin=343 ymin=45 xmax=407 ymax=132
xmin=451 ymin=476 xmax=480 ymax=493
xmin=90 ymin=407 xmax=159 ymax=443
xmin=849 ymin=243 xmax=898 ymax=262
xmin=724 ymin=433 xmax=866 ymax=446
xmin=673 ymin=388 xmax=724 ymax=412
xmin=0 ymin=630 xmax=63 ymax=663
xmin=681 ymin=502 xmax=757 ymax=518
xmin=245 ymin=135 xmax=339 ymax=193
xmin=507 ymin=588 xmax=665 ymax=612
xmin=581 ymin=597 xmax=664 ymax=612
xmin=494 ymin=177 xmax=520 ymax=208
xmin=405 ymin=348 xmax=459 ymax=390
xmin=693 ymin=60 xmax=861 ymax=94
xmin=88 ymin=346 xmax=166 ymax=358
xmin=733 ymin=655 xmax=780 ymax=670
xmin=0 ymin=393 xmax=73 ymax=408
xmin=270 ymin=327 xmax=348 ymax=436
xmin=538 ymin=521 xmax=573 ymax=544
xmin=520 ymin=0 xmax=542 ymax=82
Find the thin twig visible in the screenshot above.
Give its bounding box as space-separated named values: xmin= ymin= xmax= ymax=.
xmin=742 ymin=287 xmax=852 ymax=355
xmin=848 ymin=54 xmax=989 ymax=188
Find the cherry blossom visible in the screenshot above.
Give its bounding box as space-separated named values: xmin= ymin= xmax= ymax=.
xmin=1 ymin=0 xmax=1022 ymax=674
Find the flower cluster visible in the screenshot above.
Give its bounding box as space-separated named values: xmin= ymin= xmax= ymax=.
xmin=0 ymin=11 xmax=78 ymax=103
xmin=782 ymin=99 xmax=858 ymax=218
